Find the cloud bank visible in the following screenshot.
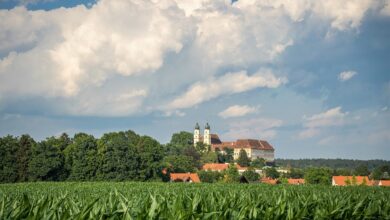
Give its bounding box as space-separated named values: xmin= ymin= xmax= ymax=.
xmin=0 ymin=0 xmax=389 ymax=116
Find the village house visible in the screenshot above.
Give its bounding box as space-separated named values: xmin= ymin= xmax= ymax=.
xmin=194 ymin=123 xmax=275 ymax=162
xmin=202 ymin=163 xmax=262 ymax=174
xmin=287 ymin=178 xmax=305 ymax=185
xmin=378 ymin=180 xmax=390 ymax=186
xmin=332 ymin=176 xmax=372 ymax=186
xmin=170 ymin=173 xmax=200 ymax=183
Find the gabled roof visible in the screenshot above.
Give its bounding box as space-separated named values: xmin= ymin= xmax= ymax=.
xmin=170 ymin=173 xmax=200 ymax=183
xmin=287 ymin=179 xmax=305 ymax=185
xmin=332 ymin=176 xmax=372 ymax=186
xmin=212 ymin=139 xmax=274 ymax=151
xmin=202 ymin=163 xmax=229 ymax=171
xmin=261 ymin=177 xmax=278 ymax=185
xmin=379 ymin=180 xmax=390 ymax=186
xmin=198 ymin=134 xmax=222 ymax=144
xmin=202 ymin=163 xmax=248 ymax=171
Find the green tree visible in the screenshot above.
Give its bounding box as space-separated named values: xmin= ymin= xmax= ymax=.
xmin=264 ymin=167 xmax=280 ymax=179
xmin=198 ymin=170 xmax=223 ymax=183
xmin=0 ymin=135 xmax=19 ymax=183
xmin=182 ymin=146 xmax=201 ymax=169
xmin=288 ymin=168 xmax=304 ymax=178
xmin=97 ymin=131 xmax=139 ymax=181
xmin=237 ymin=149 xmax=250 ymax=167
xmin=251 ymin=158 xmax=265 ymax=169
xmin=354 ymin=165 xmax=370 ymax=176
xmin=44 ymin=135 xmax=72 ymax=180
xmin=201 ymin=151 xmax=218 ymax=164
xmin=163 ymin=155 xmax=195 ymax=173
xmin=304 ymin=167 xmax=332 ymax=185
xmin=165 ymin=131 xmax=193 ymax=155
xmin=195 ymin=142 xmax=209 ymax=153
xmin=28 ymin=139 xmax=65 ymax=181
xmin=136 ymin=136 xmax=164 ymax=181
xmin=242 ymin=168 xmax=260 ymax=182
xmin=223 ymin=148 xmax=234 ymax=163
xmin=223 ymin=164 xmax=240 ymax=183
xmin=334 ymin=168 xmax=352 ymax=176
xmin=16 ymin=135 xmax=35 ymax=182
xmin=67 ymin=133 xmax=98 ymax=181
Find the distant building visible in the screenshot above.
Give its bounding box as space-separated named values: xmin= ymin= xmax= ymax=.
xmin=202 ymin=163 xmax=262 ymax=174
xmin=287 ymin=178 xmax=305 ymax=185
xmin=332 ymin=176 xmax=372 ymax=186
xmin=170 ymin=173 xmax=200 ymax=183
xmin=261 ymin=177 xmax=279 ymax=185
xmin=193 ymin=123 xmax=275 ymax=162
xmin=379 ymin=180 xmax=390 ymax=186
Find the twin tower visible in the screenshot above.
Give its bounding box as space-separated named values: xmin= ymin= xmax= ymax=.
xmin=194 ymin=122 xmax=211 ymax=146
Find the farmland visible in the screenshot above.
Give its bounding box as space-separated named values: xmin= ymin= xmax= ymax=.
xmin=0 ymin=182 xmax=389 ymax=219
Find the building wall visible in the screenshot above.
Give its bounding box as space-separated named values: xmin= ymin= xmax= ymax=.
xmin=204 ymin=129 xmax=211 ymax=145
xmin=233 ymin=148 xmax=274 ymax=162
xmin=194 ymin=129 xmax=200 ymax=146
xmin=251 ymin=149 xmax=274 ymax=162
xmin=233 ymin=148 xmax=252 ymax=160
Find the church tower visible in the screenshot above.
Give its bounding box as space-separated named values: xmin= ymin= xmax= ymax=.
xmin=194 ymin=122 xmax=200 ymax=146
xmin=204 ymin=123 xmax=211 ymax=145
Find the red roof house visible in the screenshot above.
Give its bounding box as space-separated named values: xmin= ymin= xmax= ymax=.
xmin=170 ymin=173 xmax=200 ymax=183
xmin=287 ymin=178 xmax=305 ymax=185
xmin=332 ymin=176 xmax=372 ymax=186
xmin=202 ymin=163 xmax=229 ymax=171
xmin=379 ymin=180 xmax=390 ymax=186
xmin=261 ymin=177 xmax=278 ymax=185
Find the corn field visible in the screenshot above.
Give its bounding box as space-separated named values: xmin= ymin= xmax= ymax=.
xmin=0 ymin=182 xmax=389 ymax=219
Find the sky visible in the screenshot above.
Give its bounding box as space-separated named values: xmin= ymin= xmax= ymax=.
xmin=0 ymin=0 xmax=389 ymax=160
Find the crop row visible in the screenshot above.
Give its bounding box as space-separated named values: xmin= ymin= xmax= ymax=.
xmin=0 ymin=182 xmax=389 ymax=219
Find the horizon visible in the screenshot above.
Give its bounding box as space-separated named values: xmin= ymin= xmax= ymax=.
xmin=0 ymin=0 xmax=389 ymax=160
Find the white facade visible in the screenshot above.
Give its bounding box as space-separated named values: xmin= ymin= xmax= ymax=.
xmin=204 ymin=128 xmax=211 ymax=145
xmin=194 ymin=128 xmax=200 ymax=146
xmin=233 ymin=148 xmax=274 ymax=162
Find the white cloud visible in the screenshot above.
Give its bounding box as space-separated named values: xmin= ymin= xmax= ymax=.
xmin=299 ymin=106 xmax=348 ymax=138
xmin=223 ymin=118 xmax=283 ymax=140
xmin=0 ymin=0 xmax=387 ymax=116
xmin=218 ymin=105 xmax=258 ymax=118
xmin=338 ymin=70 xmax=357 ymax=81
xmin=165 ymin=69 xmax=287 ymax=110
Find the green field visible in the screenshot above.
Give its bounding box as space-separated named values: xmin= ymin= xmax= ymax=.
xmin=0 ymin=182 xmax=389 ymax=219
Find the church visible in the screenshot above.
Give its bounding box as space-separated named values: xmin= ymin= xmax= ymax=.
xmin=193 ymin=123 xmax=275 ymax=162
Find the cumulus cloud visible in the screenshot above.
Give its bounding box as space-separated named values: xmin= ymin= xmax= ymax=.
xmin=0 ymin=0 xmax=388 ymax=116
xmin=299 ymin=106 xmax=348 ymax=138
xmin=223 ymin=118 xmax=283 ymax=140
xmin=166 ymin=69 xmax=287 ymax=110
xmin=218 ymin=105 xmax=258 ymax=118
xmin=338 ymin=70 xmax=357 ymax=81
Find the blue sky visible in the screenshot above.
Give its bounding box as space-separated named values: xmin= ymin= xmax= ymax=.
xmin=0 ymin=0 xmax=389 ymax=159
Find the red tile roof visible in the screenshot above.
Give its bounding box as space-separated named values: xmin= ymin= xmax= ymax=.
xmin=170 ymin=173 xmax=200 ymax=183
xmin=261 ymin=177 xmax=278 ymax=185
xmin=202 ymin=163 xmax=248 ymax=171
xmin=198 ymin=134 xmax=222 ymax=144
xmin=379 ymin=180 xmax=390 ymax=186
xmin=202 ymin=163 xmax=229 ymax=171
xmin=287 ymin=178 xmax=305 ymax=185
xmin=212 ymin=139 xmax=274 ymax=151
xmin=236 ymin=164 xmax=248 ymax=170
xmin=332 ymin=176 xmax=372 ymax=186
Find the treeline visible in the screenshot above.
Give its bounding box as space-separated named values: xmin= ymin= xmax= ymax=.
xmin=276 ymin=158 xmax=390 ymax=170
xmin=0 ymin=131 xmax=168 ymax=183
xmin=0 ymin=131 xmax=236 ymax=183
